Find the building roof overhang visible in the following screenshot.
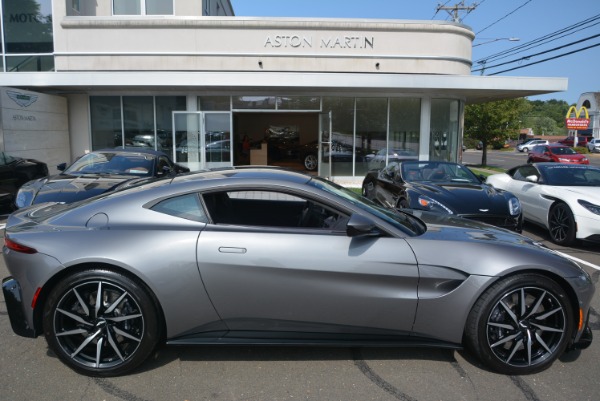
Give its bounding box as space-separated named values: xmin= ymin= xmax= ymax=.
xmin=0 ymin=71 xmax=567 ymax=104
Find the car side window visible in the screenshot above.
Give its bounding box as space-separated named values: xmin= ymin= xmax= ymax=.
xmin=150 ymin=193 xmax=208 ymax=222
xmin=512 ymin=166 xmax=539 ymax=182
xmin=202 ymin=190 xmax=350 ymax=231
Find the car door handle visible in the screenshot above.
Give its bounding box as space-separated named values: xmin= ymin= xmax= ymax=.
xmin=218 ymin=247 xmax=247 ymax=254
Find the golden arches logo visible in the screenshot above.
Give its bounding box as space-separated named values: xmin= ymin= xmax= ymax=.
xmin=566 ymin=106 xmax=589 ymax=119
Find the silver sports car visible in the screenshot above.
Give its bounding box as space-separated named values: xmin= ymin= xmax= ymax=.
xmin=2 ymin=167 xmax=594 ymax=376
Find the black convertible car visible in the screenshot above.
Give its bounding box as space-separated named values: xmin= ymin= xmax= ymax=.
xmin=15 ymin=148 xmax=189 ymax=208
xmin=362 ymin=161 xmax=523 ymax=232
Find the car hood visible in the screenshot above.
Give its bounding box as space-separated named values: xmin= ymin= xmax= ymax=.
xmin=404 ymin=210 xmax=583 ymax=277
xmin=26 ymin=174 xmax=136 ymax=205
xmin=409 ymin=181 xmax=510 ymax=214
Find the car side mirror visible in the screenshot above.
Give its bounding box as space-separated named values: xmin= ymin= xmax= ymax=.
xmin=346 ymin=214 xmax=381 ymax=237
xmin=525 ymin=175 xmax=538 ymax=183
xmin=57 ymin=162 xmax=67 ymax=171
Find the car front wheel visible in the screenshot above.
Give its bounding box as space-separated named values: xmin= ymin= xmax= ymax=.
xmin=465 ymin=274 xmax=573 ymax=375
xmin=43 ymin=269 xmax=160 ymax=376
xmin=548 ymin=203 xmax=576 ymax=245
xmin=304 ymin=154 xmax=318 ymax=171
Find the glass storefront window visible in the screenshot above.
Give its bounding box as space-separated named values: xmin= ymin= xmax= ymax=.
xmin=123 ymin=96 xmax=154 ymax=149
xmin=430 ymin=99 xmax=460 ymax=162
xmin=355 ymin=98 xmax=388 ymax=176
xmin=233 ymin=96 xmax=277 ymax=110
xmin=199 ymin=96 xmax=231 ymax=111
xmin=146 ymin=0 xmax=173 ymax=15
xmin=3 ymin=0 xmax=53 ymax=53
xmin=91 ymin=96 xmax=122 ymax=149
xmin=91 ymin=96 xmax=185 ymax=152
xmin=155 ymin=96 xmax=187 ymax=153
xmin=277 ymin=96 xmax=321 ymax=110
xmin=323 ymin=97 xmax=355 ymax=176
xmin=389 ymin=97 xmax=421 ymax=160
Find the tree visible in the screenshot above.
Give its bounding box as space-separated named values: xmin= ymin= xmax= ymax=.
xmin=464 ymin=98 xmax=531 ymax=166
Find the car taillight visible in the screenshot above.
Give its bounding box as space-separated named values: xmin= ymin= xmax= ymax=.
xmin=4 ymin=237 xmax=38 ymax=254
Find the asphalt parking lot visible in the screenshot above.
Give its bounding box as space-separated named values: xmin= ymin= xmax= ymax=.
xmin=0 ymin=217 xmax=598 ymax=401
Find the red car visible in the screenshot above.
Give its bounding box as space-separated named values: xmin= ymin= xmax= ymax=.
xmin=527 ymin=143 xmax=589 ymax=164
xmin=557 ymin=136 xmax=590 ymax=147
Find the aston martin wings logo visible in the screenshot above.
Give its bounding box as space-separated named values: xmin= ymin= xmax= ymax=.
xmin=7 ymin=90 xmax=38 ymax=108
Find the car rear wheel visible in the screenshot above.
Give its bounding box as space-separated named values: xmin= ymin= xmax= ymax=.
xmin=465 ymin=274 xmax=573 ymax=375
xmin=522 ymin=147 xmax=529 ymax=152
xmin=43 ymin=269 xmax=159 ymax=376
xmin=548 ymin=203 xmax=576 ymax=246
xmin=304 ymin=154 xmax=318 ymax=171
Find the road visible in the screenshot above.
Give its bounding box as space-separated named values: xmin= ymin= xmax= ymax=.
xmin=0 ymin=216 xmax=599 ymax=401
xmin=463 ymin=149 xmax=600 ymax=170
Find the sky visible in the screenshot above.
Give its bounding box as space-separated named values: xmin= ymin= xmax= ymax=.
xmin=230 ymin=0 xmax=600 ymax=103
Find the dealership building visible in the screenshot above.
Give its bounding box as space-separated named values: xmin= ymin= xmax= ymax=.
xmin=0 ymin=0 xmax=568 ymax=180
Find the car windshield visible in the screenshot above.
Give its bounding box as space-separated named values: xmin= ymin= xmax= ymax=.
xmin=64 ymin=152 xmax=155 ymax=177
xmin=400 ymin=161 xmax=480 ymax=183
xmin=550 ymin=146 xmax=577 ymax=155
xmin=308 ymin=176 xmax=426 ymax=236
xmin=540 ymin=164 xmax=600 ymax=186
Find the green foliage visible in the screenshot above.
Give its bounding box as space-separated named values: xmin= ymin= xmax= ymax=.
xmin=464 ymin=98 xmax=530 ymax=165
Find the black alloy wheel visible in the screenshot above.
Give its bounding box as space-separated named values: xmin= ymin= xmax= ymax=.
xmin=43 ymin=269 xmax=159 ymax=376
xmin=465 ymin=274 xmax=573 ymax=375
xmin=548 ymin=203 xmax=576 ymax=246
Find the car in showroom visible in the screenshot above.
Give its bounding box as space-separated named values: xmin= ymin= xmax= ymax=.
xmin=516 ymin=139 xmax=548 ymax=152
xmin=526 ymin=143 xmax=589 ymax=165
xmin=486 ymin=163 xmax=600 ymax=245
xmin=0 ymin=152 xmax=48 ymax=212
xmin=362 ymin=161 xmax=523 ymax=232
xmin=364 ymin=148 xmax=419 ymax=170
xmin=15 ymin=148 xmax=189 ymax=208
xmin=557 ymin=136 xmax=590 ymax=147
xmin=587 ymin=138 xmax=600 ymax=153
xmin=2 ymin=167 xmax=593 ymax=376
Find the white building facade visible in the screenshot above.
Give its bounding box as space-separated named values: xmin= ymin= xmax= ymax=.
xmin=0 ymin=0 xmax=567 ymax=179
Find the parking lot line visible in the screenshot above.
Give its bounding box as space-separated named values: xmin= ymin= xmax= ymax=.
xmin=554 ymin=250 xmax=600 ymax=271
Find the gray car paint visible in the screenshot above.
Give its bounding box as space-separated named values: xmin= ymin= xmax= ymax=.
xmin=2 ymin=168 xmax=594 ymax=347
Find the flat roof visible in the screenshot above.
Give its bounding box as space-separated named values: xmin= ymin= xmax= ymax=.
xmin=0 ymin=71 xmax=567 ymax=104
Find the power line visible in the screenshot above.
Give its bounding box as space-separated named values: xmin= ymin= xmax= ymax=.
xmin=474 ymin=13 xmax=600 ymax=64
xmin=488 ymin=42 xmax=600 ymax=75
xmin=476 ymin=0 xmax=533 ymax=35
xmin=472 ymin=33 xmax=600 ymax=73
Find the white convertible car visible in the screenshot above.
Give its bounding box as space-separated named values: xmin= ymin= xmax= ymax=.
xmin=486 ymin=163 xmax=600 ymax=245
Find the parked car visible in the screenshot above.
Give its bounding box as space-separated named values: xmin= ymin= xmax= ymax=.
xmin=527 ymin=143 xmax=589 ymax=165
xmin=2 ymin=167 xmax=593 ymax=376
xmin=361 ymin=161 xmax=522 ymax=232
xmin=557 ymin=136 xmax=590 ymax=147
xmin=486 ymin=163 xmax=600 ymax=245
xmin=15 ymin=148 xmax=189 ymax=208
xmin=587 ymin=138 xmax=600 ymax=153
xmin=364 ymin=148 xmax=419 ymax=170
xmin=0 ymin=152 xmax=48 ymax=211
xmin=516 ymin=139 xmax=549 ymax=152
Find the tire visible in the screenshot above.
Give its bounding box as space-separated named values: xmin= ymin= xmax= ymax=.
xmin=465 ymin=274 xmax=573 ymax=375
xmin=548 ymin=203 xmax=576 ymax=246
xmin=304 ymin=154 xmax=318 ymax=171
xmin=522 ymin=147 xmax=529 ymax=152
xmin=397 ymin=199 xmax=409 ymax=208
xmin=43 ymin=269 xmax=160 ymax=376
xmin=361 ymin=181 xmax=373 ymax=199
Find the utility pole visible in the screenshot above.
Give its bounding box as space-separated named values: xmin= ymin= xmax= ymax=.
xmin=436 ymin=1 xmax=478 ymax=23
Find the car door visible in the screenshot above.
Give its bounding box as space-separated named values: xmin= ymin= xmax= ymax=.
xmin=505 ymin=166 xmax=549 ymax=225
xmin=196 ymin=188 xmax=419 ymax=337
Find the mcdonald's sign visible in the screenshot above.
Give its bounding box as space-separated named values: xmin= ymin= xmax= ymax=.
xmin=565 ymin=106 xmax=590 ymax=130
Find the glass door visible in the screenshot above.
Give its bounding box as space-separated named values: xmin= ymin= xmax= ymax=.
xmin=172 ymin=112 xmax=232 ymax=171
xmin=318 ymin=111 xmax=332 ymax=178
